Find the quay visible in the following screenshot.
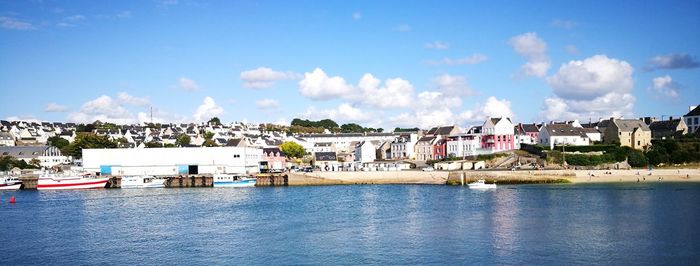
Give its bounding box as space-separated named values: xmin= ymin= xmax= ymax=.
xmin=107 ymin=175 xmax=213 ymax=188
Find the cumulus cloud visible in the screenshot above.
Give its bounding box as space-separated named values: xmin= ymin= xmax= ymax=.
xmin=540 ymin=55 xmax=636 ymax=121
xmin=425 ymin=41 xmax=449 ymax=50
xmin=302 ymin=103 xmax=372 ymax=123
xmin=432 ymin=74 xmax=474 ymax=97
xmin=256 ymin=98 xmax=280 ymax=110
xmin=241 ymin=67 xmax=300 ymax=89
xmin=178 ymin=77 xmax=200 ymax=91
xmin=137 ymin=108 xmax=186 ymax=124
xmin=192 ymin=96 xmax=224 ymax=122
xmin=44 ymin=103 xmax=69 ymax=113
xmin=391 ymin=95 xmax=513 ymax=129
xmin=298 ymin=68 xmax=355 ymax=100
xmin=67 ymin=95 xmax=136 ymax=124
xmin=427 ymin=54 xmax=488 ymax=65
xmin=650 ymin=75 xmax=679 ymax=99
xmin=509 ymin=32 xmax=550 ymax=77
xmin=645 ymin=53 xmax=700 ymax=71
xmin=0 ymin=16 xmax=35 ymax=30
xmin=117 ymin=92 xmax=150 ymax=107
xmin=355 ymin=74 xmax=414 ymax=108
xmin=550 ymin=19 xmax=577 ymax=29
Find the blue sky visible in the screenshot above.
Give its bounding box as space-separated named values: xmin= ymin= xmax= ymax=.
xmin=1 ymin=0 xmax=699 ymax=129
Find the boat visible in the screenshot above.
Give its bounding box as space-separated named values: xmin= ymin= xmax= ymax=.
xmin=121 ymin=175 xmax=166 ymax=189
xmin=468 ymin=179 xmax=497 ymax=189
xmin=213 ymin=174 xmax=256 ymax=188
xmin=0 ymin=176 xmax=22 ymax=190
xmin=37 ymin=173 xmax=110 ymax=190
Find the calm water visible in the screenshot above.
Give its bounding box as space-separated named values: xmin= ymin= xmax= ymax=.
xmin=1 ymin=183 xmax=699 ymax=265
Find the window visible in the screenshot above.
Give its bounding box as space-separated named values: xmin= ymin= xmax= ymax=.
xmin=696 ymin=117 xmax=699 ymax=125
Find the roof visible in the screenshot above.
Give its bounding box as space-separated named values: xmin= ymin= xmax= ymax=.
xmin=225 ymin=138 xmax=244 ymax=147
xmin=612 ymin=119 xmax=650 ymax=132
xmin=649 ymin=119 xmax=684 ymax=131
xmin=543 ymin=124 xmax=588 ymax=137
xmin=0 ymin=132 xmax=13 ymax=140
xmin=314 ymin=152 xmax=337 ymax=161
xmin=0 ymin=146 xmax=49 ymax=158
xmin=521 ymin=124 xmax=539 ymax=133
xmin=427 ymin=126 xmax=456 ymax=136
xmin=417 ymin=136 xmax=436 ymax=143
xmin=263 ymin=148 xmax=285 ymax=157
xmin=581 ymin=128 xmax=601 ymax=134
xmin=685 ymin=105 xmax=700 ymax=117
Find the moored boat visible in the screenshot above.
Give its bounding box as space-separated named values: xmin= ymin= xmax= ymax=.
xmin=213 ymin=174 xmax=256 ymax=188
xmin=468 ymin=179 xmax=497 ymax=189
xmin=0 ymin=177 xmax=22 ymax=190
xmin=37 ymin=173 xmax=109 ymax=190
xmin=121 ymin=175 xmax=166 ymax=189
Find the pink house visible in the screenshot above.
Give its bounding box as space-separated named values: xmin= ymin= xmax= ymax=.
xmin=262 ymin=148 xmax=286 ymax=171
xmin=481 ymin=117 xmax=516 ymax=151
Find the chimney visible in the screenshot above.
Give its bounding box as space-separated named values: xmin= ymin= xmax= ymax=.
xmin=669 ymin=116 xmax=673 ymax=121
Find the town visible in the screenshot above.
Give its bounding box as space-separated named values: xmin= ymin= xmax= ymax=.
xmin=1 ymin=104 xmax=698 ymax=181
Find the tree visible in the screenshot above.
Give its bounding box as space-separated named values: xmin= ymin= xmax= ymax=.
xmin=176 ymin=134 xmax=191 ymax=147
xmin=29 ymin=158 xmax=41 ymax=167
xmin=341 ymin=123 xmax=364 ymax=133
xmin=115 ymin=137 xmax=130 ymax=148
xmin=145 ymin=141 xmax=162 ymax=148
xmin=47 ymin=136 xmax=69 ymax=149
xmin=280 ymin=141 xmax=305 ymax=158
xmin=394 ymin=127 xmax=419 ymax=132
xmin=208 ymin=117 xmax=221 ymax=125
xmin=627 ymin=150 xmax=648 ymax=168
xmin=62 ymin=133 xmax=117 ymax=158
xmin=202 ymin=139 xmax=218 ymax=147
xmin=204 ymin=132 xmax=215 ymax=140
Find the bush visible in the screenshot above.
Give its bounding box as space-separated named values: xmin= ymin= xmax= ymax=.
xmin=553 ymin=144 xmax=618 ymax=153
xmin=627 ymin=150 xmax=648 ymax=168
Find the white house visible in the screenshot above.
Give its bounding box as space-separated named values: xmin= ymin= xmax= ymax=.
xmin=354 ymin=141 xmax=377 ymax=163
xmin=0 ymin=132 xmax=15 ymax=146
xmin=481 ymin=117 xmax=516 ymax=152
xmin=538 ymin=124 xmax=590 ymax=149
xmin=390 ymin=133 xmax=418 ymax=160
xmin=684 ymin=105 xmax=700 ymax=133
xmin=445 ymin=134 xmax=482 ymax=157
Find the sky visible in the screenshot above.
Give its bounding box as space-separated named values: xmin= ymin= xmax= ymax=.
xmin=1 ymin=0 xmax=699 ymax=130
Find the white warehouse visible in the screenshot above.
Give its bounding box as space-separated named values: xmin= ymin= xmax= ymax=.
xmin=82 ymin=147 xmax=263 ymax=176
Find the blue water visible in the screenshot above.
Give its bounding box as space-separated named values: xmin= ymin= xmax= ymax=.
xmin=1 ymin=183 xmax=699 ymax=265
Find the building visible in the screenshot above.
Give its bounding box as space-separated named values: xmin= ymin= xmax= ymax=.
xmin=539 ymin=124 xmax=590 ymax=149
xmin=310 ymin=142 xmax=336 ymax=154
xmin=313 ymin=152 xmax=340 ymax=171
xmin=297 ymin=133 xmax=396 ymax=153
xmin=82 ymin=147 xmax=262 ymax=176
xmin=375 ymin=141 xmax=391 ymax=160
xmin=0 ymin=132 xmax=15 ymax=146
xmin=581 ymin=128 xmax=602 ymax=142
xmin=649 ymin=118 xmax=688 ymax=139
xmin=481 ymin=117 xmax=516 ymax=151
xmin=354 ymin=141 xmax=377 ymax=163
xmin=446 ymin=134 xmax=481 ymax=157
xmin=0 ymin=145 xmax=71 ymax=168
xmin=390 ymin=133 xmax=419 ymax=160
xmin=262 ymin=148 xmax=286 ymax=171
xmin=604 ymin=118 xmax=652 ymax=150
xmin=415 ymin=136 xmax=437 ymax=161
xmin=684 ymin=105 xmax=700 ymax=133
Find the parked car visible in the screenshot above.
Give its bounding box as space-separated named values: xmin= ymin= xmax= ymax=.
xmin=422 ymin=166 xmax=435 ymax=172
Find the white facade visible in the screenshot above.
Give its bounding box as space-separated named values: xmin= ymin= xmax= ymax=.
xmin=684 ymin=105 xmax=700 ymax=133
xmin=354 ymin=141 xmax=376 ymax=163
xmin=446 ymin=134 xmax=482 ymax=157
xmin=83 ymin=147 xmax=263 ymax=176
xmin=298 ymin=133 xmax=396 ymax=153
xmin=538 ymin=125 xmax=590 ymax=149
xmin=390 ymin=133 xmax=418 ymax=160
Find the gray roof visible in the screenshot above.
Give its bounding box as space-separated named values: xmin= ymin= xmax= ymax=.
xmin=314 ymin=152 xmax=337 ymax=161
xmin=685 ymin=105 xmax=700 ymax=117
xmin=521 ymin=124 xmax=539 ymax=133
xmin=613 ymin=119 xmax=650 ymax=132
xmin=0 ymin=146 xmax=49 ymax=158
xmin=543 ymin=124 xmax=588 ymax=137
xmin=0 ymin=132 xmax=13 ymax=140
xmin=649 ymin=119 xmax=683 ymax=131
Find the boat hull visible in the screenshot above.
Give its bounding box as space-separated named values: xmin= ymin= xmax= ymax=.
xmin=213 ymin=179 xmax=256 ymax=188
xmin=468 ymin=184 xmax=497 ymax=189
xmin=0 ymin=183 xmax=21 ymax=190
xmin=37 ymin=177 xmax=109 ymax=190
xmin=121 ymin=177 xmax=166 ymax=189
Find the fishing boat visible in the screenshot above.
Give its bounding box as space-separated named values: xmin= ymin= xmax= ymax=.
xmin=121 ymin=175 xmax=166 ymax=189
xmin=468 ymin=179 xmax=497 ymax=189
xmin=213 ymin=174 xmax=256 ymax=188
xmin=0 ymin=176 xmax=22 ymax=190
xmin=37 ymin=173 xmax=109 ymax=190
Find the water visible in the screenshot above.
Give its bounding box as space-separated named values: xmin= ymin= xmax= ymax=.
xmin=1 ymin=183 xmax=699 ymax=265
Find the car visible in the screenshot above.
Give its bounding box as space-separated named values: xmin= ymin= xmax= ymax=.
xmin=302 ymin=167 xmax=314 ymax=173
xmin=422 ymin=166 xmax=435 ymax=172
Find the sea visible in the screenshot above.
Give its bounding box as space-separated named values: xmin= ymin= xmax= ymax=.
xmin=1 ymin=183 xmax=699 ymax=265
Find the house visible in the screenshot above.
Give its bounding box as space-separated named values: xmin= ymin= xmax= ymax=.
xmin=683 ymin=105 xmax=700 ymax=133
xmin=581 ymin=119 xmax=612 ymax=140
xmin=262 ymin=148 xmax=286 ymax=171
xmin=515 ymin=123 xmax=540 ymax=145
xmin=313 ymin=152 xmax=340 ymax=171
xmin=390 ymin=133 xmax=418 ymax=160
xmin=354 ymin=141 xmax=377 ymax=163
xmin=481 ymin=117 xmax=515 ymax=151
xmin=375 ymin=141 xmax=392 ymax=160
xmin=0 ymin=145 xmax=71 ymax=168
xmin=581 ymin=128 xmax=602 ymax=142
xmin=433 ymin=138 xmax=447 ymax=160
xmin=649 ymin=118 xmax=688 ymax=140
xmin=311 ymin=142 xmax=336 ymax=154
xmin=446 ymin=134 xmax=481 ymax=157
xmin=0 ymin=132 xmax=15 ymax=146
xmin=415 ymin=136 xmax=438 ymax=161
xmin=539 ymin=123 xmax=590 ymax=149
xmin=604 ymin=118 xmax=652 ymax=150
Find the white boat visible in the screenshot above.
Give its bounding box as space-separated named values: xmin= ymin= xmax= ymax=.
xmin=37 ymin=173 xmax=109 ymax=190
xmin=0 ymin=177 xmax=22 ymax=190
xmin=468 ymin=179 xmax=497 ymax=189
xmin=121 ymin=175 xmax=166 ymax=189
xmin=213 ymin=174 xmax=256 ymax=188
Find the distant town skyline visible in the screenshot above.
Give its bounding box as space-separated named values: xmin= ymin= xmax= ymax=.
xmin=1 ymin=0 xmax=699 ymax=129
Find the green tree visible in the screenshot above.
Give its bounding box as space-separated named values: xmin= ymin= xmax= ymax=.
xmin=394 ymin=127 xmax=419 ymax=132
xmin=47 ymin=136 xmax=70 ymax=149
xmin=115 ymin=137 xmax=130 ymax=148
xmin=63 ymin=133 xmax=117 ymax=158
xmin=29 ymin=158 xmax=41 ymax=167
xmin=208 ymin=117 xmax=221 ymax=125
xmin=202 ymin=139 xmax=218 ymax=147
xmin=341 ymin=123 xmax=364 ymax=133
xmin=627 ymin=150 xmax=648 ymax=168
xmin=145 ymin=141 xmax=162 ymax=148
xmin=0 ymin=156 xmax=36 ymax=171
xmin=204 ymin=132 xmax=215 ymax=140
xmin=280 ymin=141 xmax=305 ymax=158
xmin=176 ymin=134 xmax=191 ymax=147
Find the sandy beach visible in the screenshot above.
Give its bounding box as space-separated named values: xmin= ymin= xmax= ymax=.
xmin=567 ymin=168 xmax=700 ymax=183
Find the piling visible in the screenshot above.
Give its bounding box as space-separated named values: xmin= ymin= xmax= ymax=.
xmin=164 ymin=175 xmax=213 ymax=188
xmin=254 ymin=174 xmax=288 ymax=186
xmin=18 ymin=176 xmax=38 ymax=190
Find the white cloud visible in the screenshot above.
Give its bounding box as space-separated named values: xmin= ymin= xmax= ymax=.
xmin=550 ymin=19 xmax=577 ymax=29
xmin=0 ymin=16 xmax=35 ymax=30
xmin=178 ymin=77 xmax=200 ymax=91
xmin=117 ymin=92 xmax=150 ymax=107
xmin=137 ymin=108 xmax=186 ymax=124
xmin=432 ymin=74 xmax=474 ymax=97
xmin=240 ymin=67 xmax=300 ymax=89
xmin=44 ymin=103 xmax=69 ymax=112
xmin=298 ymin=68 xmax=354 ymax=100
xmin=427 ymin=54 xmax=488 ymax=65
xmin=302 ymin=103 xmax=372 ymax=123
xmin=352 ymin=12 xmax=362 ymax=20
xmin=356 ymin=74 xmax=414 ymax=108
xmin=509 ymin=32 xmax=550 ymax=77
xmin=540 ymin=55 xmax=636 ymax=121
xmin=396 ymin=24 xmax=411 ymax=32
xmin=650 ymin=75 xmax=679 ymax=99
xmin=67 ymin=95 xmax=136 ymax=124
xmin=390 ymin=96 xmax=513 ymax=129
xmin=645 ymin=53 xmax=700 ymax=71
xmin=192 ymin=96 xmax=224 ymax=122
xmin=565 ymin=44 xmax=579 ymax=55
xmin=425 ymin=41 xmax=449 ymax=50
xmin=64 ymin=15 xmax=86 ymax=21
xmin=256 ymin=98 xmax=280 ymax=110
